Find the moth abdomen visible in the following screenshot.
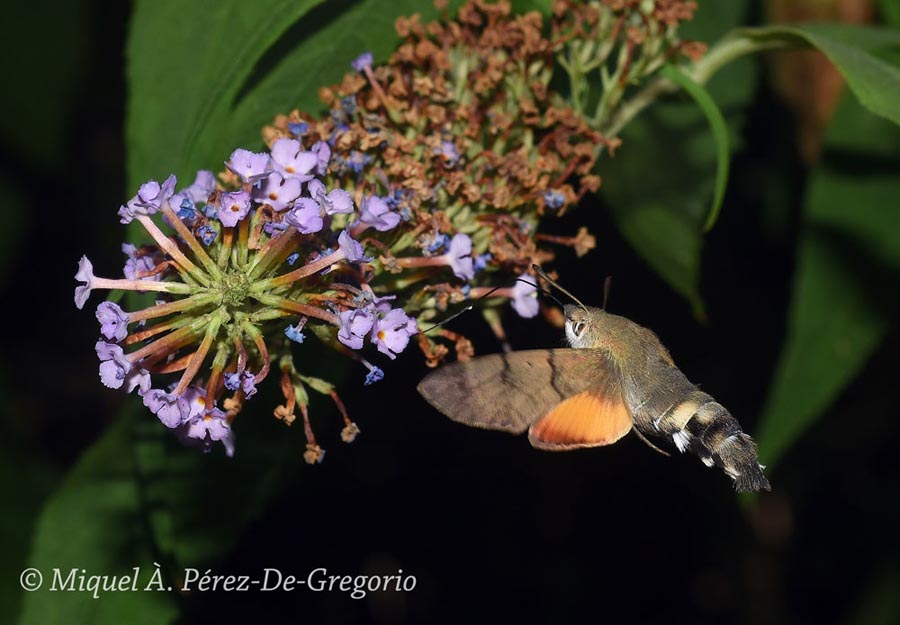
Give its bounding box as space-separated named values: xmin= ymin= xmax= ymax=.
xmin=654 ymin=391 xmax=771 ymax=493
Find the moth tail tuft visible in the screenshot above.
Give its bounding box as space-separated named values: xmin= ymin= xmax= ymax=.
xmin=718 ymin=433 xmax=771 ymax=492
xmin=732 ymin=464 xmax=772 ymax=493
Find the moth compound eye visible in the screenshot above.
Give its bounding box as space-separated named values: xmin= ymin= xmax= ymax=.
xmin=573 ymin=321 xmax=585 ymax=337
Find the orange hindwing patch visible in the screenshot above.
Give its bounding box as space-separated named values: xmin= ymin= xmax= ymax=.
xmin=528 ymin=390 xmax=633 ymax=451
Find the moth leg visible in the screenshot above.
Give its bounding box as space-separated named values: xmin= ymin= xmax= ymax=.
xmin=631 ymin=426 xmax=671 ymax=457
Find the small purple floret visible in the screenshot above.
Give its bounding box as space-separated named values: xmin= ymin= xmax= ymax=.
xmin=308 ymin=179 xmax=354 ymax=215
xmin=338 ymin=230 xmax=369 ymax=263
xmin=186 ymin=406 xmax=232 ymax=444
xmin=122 ymin=244 xmax=163 ymax=283
xmin=543 ymin=190 xmax=565 ymax=210
xmin=426 ymin=233 xmax=450 ymax=255
xmin=270 ymin=138 xmax=318 ymax=182
xmin=96 ymin=301 xmax=129 ymax=342
xmin=474 ymin=253 xmax=492 ymax=273
xmin=446 ymin=234 xmax=474 ymax=281
xmin=224 ymin=372 xmax=241 ymax=392
xmin=511 ymin=274 xmax=540 ymax=318
xmin=218 ymin=190 xmax=252 ymax=227
xmin=197 ymin=224 xmax=217 ymax=245
xmin=74 ymin=255 xmax=95 ymax=309
xmin=352 ymin=51 xmax=373 ymax=72
xmin=186 ymin=170 xmax=216 ymax=202
xmin=285 ymin=197 xmax=324 ymax=233
xmin=364 ymin=366 xmax=384 ymax=386
xmin=118 ymin=175 xmax=177 ymax=224
xmin=240 ymin=371 xmax=258 ymax=398
xmin=96 ymin=341 xmax=130 ymax=389
xmin=252 ymin=171 xmax=303 ymax=212
xmin=143 ymin=389 xmax=190 ymax=428
xmin=311 ymin=140 xmax=331 ymax=176
xmin=285 ymin=324 xmax=306 ymax=343
xmin=288 ymin=121 xmax=309 ymax=136
xmin=371 ymin=308 xmax=417 ymax=359
xmin=94 ymin=341 xmax=150 ymax=394
xmin=358 ymin=196 xmax=400 ymax=232
xmin=337 ymin=308 xmax=375 ymax=350
xmin=437 ymin=140 xmax=460 ymax=165
xmin=226 ymin=149 xmax=272 ymax=183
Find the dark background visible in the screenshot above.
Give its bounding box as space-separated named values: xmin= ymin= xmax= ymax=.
xmin=3 ymin=1 xmax=899 ymax=624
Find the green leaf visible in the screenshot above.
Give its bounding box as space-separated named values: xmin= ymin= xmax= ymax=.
xmin=125 ymin=0 xmax=325 ymax=189
xmin=849 ymin=567 xmax=900 ymax=625
xmin=0 ymin=444 xmax=57 ymax=625
xmin=0 ymin=1 xmax=88 ymax=172
xmin=755 ymin=94 xmax=900 ymax=469
xmin=880 ymin=0 xmax=900 ymax=28
xmin=133 ymin=406 xmax=300 ymax=569
xmin=731 ymin=23 xmax=900 ymax=127
xmin=19 ymin=416 xmax=178 ymax=625
xmin=217 ymin=0 xmax=449 ymax=162
xmin=658 ymin=65 xmax=731 ymax=232
xmin=599 ymin=1 xmax=755 ymax=313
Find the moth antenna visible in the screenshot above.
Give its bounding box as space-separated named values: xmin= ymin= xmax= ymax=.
xmin=418 ymin=284 xmax=508 ymax=334
xmin=531 ymin=264 xmax=588 ymax=312
xmin=603 ymin=275 xmax=613 ymax=311
xmin=419 ymin=306 xmax=475 ymax=334
xmin=631 ymin=426 xmax=671 ymax=457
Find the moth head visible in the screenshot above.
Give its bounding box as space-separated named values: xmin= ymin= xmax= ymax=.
xmin=564 ymin=304 xmax=605 ymax=348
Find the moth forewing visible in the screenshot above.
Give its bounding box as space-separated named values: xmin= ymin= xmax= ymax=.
xmin=419 ymin=303 xmax=771 ymax=492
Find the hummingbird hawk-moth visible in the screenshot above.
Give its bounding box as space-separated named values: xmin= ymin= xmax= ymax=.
xmin=417 ymin=277 xmax=771 ymax=493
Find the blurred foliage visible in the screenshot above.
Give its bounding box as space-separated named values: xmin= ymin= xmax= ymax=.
xmin=4 ymin=0 xmax=900 ymax=623
xmin=732 ymin=23 xmax=900 ymax=125
xmin=18 ymin=414 xmax=178 ymax=625
xmin=601 ymin=2 xmax=756 ymax=316
xmin=126 ymin=0 xmax=453 ymax=189
xmin=756 ymin=92 xmax=900 ymax=466
xmin=0 ymin=1 xmax=88 ymax=172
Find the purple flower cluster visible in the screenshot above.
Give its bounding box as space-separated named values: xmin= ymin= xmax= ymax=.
xmin=76 ymin=133 xmax=429 ymax=461
xmin=77 ymin=41 xmax=571 ymax=463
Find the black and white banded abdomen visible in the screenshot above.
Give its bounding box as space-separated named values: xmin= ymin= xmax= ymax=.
xmin=650 ymin=389 xmax=770 ymax=492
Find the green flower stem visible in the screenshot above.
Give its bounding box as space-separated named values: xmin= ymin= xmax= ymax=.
xmin=89 ymin=276 xmax=192 ymax=296
xmin=247 ymin=226 xmax=301 ymax=280
xmin=597 ymin=30 xmax=796 ymax=145
xmin=240 ymin=321 xmax=271 ymax=383
xmin=218 ymin=227 xmax=235 ymax=268
xmin=160 ymin=204 xmax=222 ymax=279
xmin=173 ymin=312 xmax=226 ymax=394
xmin=123 ymin=313 xmax=198 ymax=346
xmin=250 ymin=293 xmax=340 ymax=326
xmin=127 ymin=314 xmax=214 ymax=363
xmin=204 ymin=341 xmax=232 ymax=410
xmin=128 ymin=292 xmax=218 ymax=323
xmin=592 ymin=41 xmax=631 ymax=127
xmin=386 ymin=270 xmax=432 ymax=291
xmin=255 ymin=248 xmax=346 ymax=290
xmin=237 ymin=218 xmax=251 ymax=268
xmin=135 ymin=215 xmax=211 ymax=287
xmin=690 ymin=31 xmax=793 ymax=85
xmin=249 ymin=308 xmax=294 ymax=323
